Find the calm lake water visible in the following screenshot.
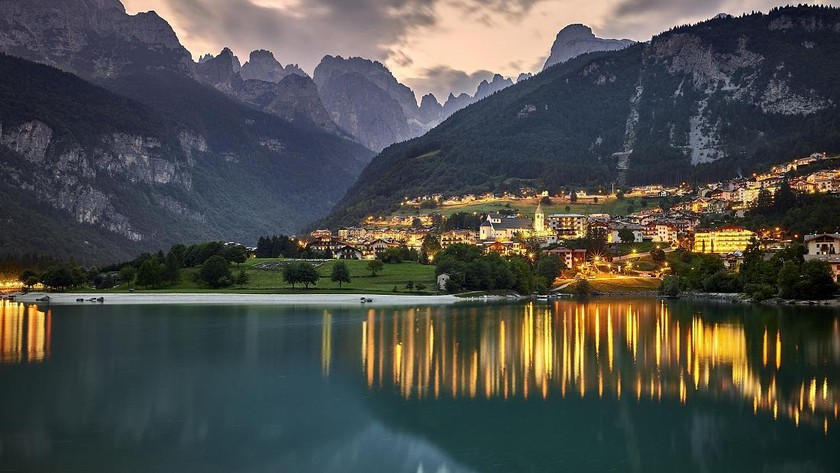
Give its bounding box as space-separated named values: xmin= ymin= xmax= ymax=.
xmin=1 ymin=298 xmax=839 ymax=472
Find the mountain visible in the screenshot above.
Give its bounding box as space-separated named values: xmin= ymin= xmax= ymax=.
xmin=240 ymin=49 xmax=307 ymax=82
xmin=0 ymin=0 xmax=193 ymax=77
xmin=194 ymin=48 xmax=343 ymax=136
xmin=321 ymin=6 xmax=840 ymax=228
xmin=543 ymin=24 xmax=635 ymax=70
xmin=0 ymin=0 xmax=373 ymax=263
xmin=312 ymin=56 xmax=428 ymax=152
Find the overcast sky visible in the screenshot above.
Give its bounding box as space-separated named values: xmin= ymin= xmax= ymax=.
xmin=123 ymin=0 xmax=840 ymax=100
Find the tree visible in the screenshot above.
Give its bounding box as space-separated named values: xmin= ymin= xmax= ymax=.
xmin=298 ymin=262 xmax=320 ymax=288
xmin=119 ymin=265 xmax=136 ymax=285
xmin=798 ymin=260 xmax=837 ymax=300
xmin=41 ymin=265 xmax=77 ymax=291
xmin=535 ymin=255 xmax=564 ymax=285
xmin=163 ymin=251 xmax=181 ymax=285
xmin=616 ymin=190 xmax=625 ymax=200
xmin=200 ymin=255 xmax=232 ymax=289
xmin=415 ymin=283 xmax=427 ymax=292
xmin=330 ymin=261 xmax=351 ymax=289
xmin=569 ymin=191 xmax=578 ymax=203
xmin=234 ymin=269 xmax=250 ymax=288
xmin=404 ymin=280 xmax=415 ymax=291
xmin=650 ymin=248 xmax=666 ymax=264
xmin=136 ymin=257 xmax=164 ymax=288
xmin=540 ymin=196 xmax=552 ymax=205
xmin=367 ymin=260 xmax=384 ymax=277
xmin=421 ymin=235 xmax=442 ymax=260
xmin=618 ymin=226 xmax=636 ymax=244
xmin=574 ymin=279 xmax=591 ymax=300
xmin=18 ymin=268 xmax=38 ymax=283
xmin=411 ymin=217 xmax=423 ymax=229
xmin=659 ymin=276 xmax=680 ymax=297
xmin=223 ymin=245 xmax=248 ymax=265
xmin=24 ymin=276 xmax=40 ymax=290
xmin=777 ymin=260 xmax=800 ymax=299
xmin=282 ymin=263 xmax=301 ymax=289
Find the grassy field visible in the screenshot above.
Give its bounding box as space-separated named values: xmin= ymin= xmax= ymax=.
xmin=557 ymin=277 xmax=661 ymax=294
xmin=395 ymin=196 xmax=662 ymax=219
xmin=98 ymin=258 xmax=438 ymax=294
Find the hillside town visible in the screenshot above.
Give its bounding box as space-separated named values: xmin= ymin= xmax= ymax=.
xmin=299 ymin=153 xmax=840 ymax=283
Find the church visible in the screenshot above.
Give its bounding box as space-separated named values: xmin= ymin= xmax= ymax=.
xmin=479 ymin=203 xmax=549 ymax=242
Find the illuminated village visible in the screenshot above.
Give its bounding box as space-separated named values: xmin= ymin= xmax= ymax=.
xmin=302 ymin=153 xmax=840 ymax=283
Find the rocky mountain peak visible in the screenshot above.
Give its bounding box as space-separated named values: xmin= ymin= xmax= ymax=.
xmin=0 ymin=0 xmax=192 ymax=76
xmin=240 ymin=49 xmax=308 ymax=83
xmin=194 ymin=48 xmax=241 ymax=90
xmin=475 ymin=74 xmax=513 ymax=100
xmin=543 ymin=24 xmax=635 ymax=70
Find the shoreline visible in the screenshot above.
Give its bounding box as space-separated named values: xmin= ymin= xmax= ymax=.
xmin=11 ymin=292 xmax=464 ymax=307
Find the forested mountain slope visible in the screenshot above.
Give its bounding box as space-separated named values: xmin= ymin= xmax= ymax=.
xmin=321 ymin=6 xmax=840 ymax=228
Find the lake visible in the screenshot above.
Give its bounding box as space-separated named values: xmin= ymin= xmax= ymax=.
xmin=1 ymin=298 xmax=839 ymax=472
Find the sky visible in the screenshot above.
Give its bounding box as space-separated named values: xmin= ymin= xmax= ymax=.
xmin=123 ymin=0 xmax=840 ymax=101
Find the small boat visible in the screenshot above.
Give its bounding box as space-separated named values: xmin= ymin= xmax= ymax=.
xmin=88 ymin=298 xmax=98 ymax=302
xmin=97 ymin=297 xmax=105 ymax=303
xmin=35 ymin=296 xmax=51 ymax=303
xmin=76 ymin=298 xmax=85 ymax=302
xmin=360 ymin=297 xmax=367 ymax=303
xmin=366 ymin=298 xmax=373 ymax=303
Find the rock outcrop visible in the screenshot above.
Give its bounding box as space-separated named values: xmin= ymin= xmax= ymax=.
xmin=195 ymin=48 xmax=343 ymax=136
xmin=543 ymin=24 xmax=635 ymax=71
xmin=0 ymin=0 xmax=193 ymax=77
xmin=240 ymin=49 xmax=307 ymax=82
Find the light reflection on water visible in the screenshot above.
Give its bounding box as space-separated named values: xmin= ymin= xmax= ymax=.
xmin=1 ymin=299 xmax=839 ymax=472
xmin=335 ymin=300 xmax=840 ymax=434
xmin=0 ymin=300 xmax=51 ymax=364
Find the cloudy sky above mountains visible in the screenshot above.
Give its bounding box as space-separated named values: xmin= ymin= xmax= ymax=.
xmin=124 ymin=0 xmax=839 ymax=99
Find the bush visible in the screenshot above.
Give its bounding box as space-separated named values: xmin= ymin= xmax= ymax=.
xmin=659 ymin=276 xmax=680 ymax=297
xmin=574 ymin=279 xmax=591 ymax=300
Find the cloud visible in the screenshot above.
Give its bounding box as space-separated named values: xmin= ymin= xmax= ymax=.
xmin=613 ymin=0 xmax=728 ymax=18
xmin=144 ymin=0 xmax=438 ymax=73
xmin=403 ymin=66 xmax=497 ymax=101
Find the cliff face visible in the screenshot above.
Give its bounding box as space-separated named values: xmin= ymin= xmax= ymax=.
xmin=240 ymin=49 xmax=308 ymax=82
xmin=0 ymin=0 xmax=193 ymax=77
xmin=0 ymin=50 xmax=371 ymax=263
xmin=543 ymin=24 xmax=635 ymax=71
xmin=194 ymin=48 xmax=344 ymax=138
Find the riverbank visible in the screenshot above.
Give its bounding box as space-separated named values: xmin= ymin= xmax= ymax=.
xmin=12 ymin=292 xmax=466 ymax=307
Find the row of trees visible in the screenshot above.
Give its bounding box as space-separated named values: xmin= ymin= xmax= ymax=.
xmin=434 ymin=244 xmax=565 ymax=294
xmin=664 ymin=242 xmax=838 ymax=300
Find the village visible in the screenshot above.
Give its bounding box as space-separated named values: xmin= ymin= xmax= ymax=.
xmin=293 ymin=152 xmax=840 ymax=285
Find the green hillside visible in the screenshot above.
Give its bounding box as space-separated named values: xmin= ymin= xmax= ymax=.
xmin=321 ymin=6 xmax=840 ymax=228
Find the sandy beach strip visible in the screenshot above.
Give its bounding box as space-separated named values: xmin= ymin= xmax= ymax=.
xmin=11 ymin=292 xmax=465 ymax=307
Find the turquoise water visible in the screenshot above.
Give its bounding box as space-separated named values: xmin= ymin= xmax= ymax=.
xmin=0 ymin=299 xmax=838 ymax=472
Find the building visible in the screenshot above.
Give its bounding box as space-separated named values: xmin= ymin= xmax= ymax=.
xmin=479 ymin=213 xmax=533 ymax=241
xmin=545 ymin=247 xmax=587 ymax=270
xmin=804 ymin=234 xmax=840 ymax=282
xmin=534 ymin=202 xmax=545 ymax=233
xmin=440 ymin=230 xmax=477 ymax=248
xmin=546 ymin=214 xmax=587 ymax=239
xmin=805 ymin=233 xmax=840 ymax=255
xmin=337 ymin=227 xmax=367 ymax=240
xmin=334 ymin=245 xmax=363 ymax=260
xmin=693 ymin=225 xmax=756 ymax=254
